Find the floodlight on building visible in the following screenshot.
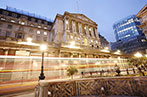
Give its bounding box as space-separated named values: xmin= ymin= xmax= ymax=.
xmin=134 ymin=52 xmax=142 ymax=58
xmin=70 ymin=41 xmax=75 ymax=46
xmin=114 ymin=50 xmax=121 ymax=55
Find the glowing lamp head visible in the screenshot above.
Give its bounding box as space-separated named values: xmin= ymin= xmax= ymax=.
xmin=27 ymin=37 xmax=32 ymax=43
xmin=70 ymin=41 xmax=75 ymax=46
xmin=40 ymin=44 xmax=47 ymax=51
xmin=134 ymin=52 xmax=142 ymax=58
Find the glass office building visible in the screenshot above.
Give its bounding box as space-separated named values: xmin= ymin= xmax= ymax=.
xmin=112 ymin=15 xmax=147 ymax=54
xmin=113 ymin=15 xmax=142 ymax=41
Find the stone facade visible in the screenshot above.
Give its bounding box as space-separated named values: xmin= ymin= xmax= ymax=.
xmin=0 ymin=7 xmax=127 ymax=58
xmin=51 ymin=12 xmax=101 ymax=49
xmin=0 ymin=7 xmax=58 ymax=56
xmin=99 ymin=34 xmax=109 ymax=49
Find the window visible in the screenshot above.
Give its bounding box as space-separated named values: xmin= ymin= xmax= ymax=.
xmin=44 ymin=27 xmax=47 ymax=29
xmin=43 ymin=37 xmax=47 ymax=41
xmin=29 ymin=29 xmax=33 ymax=32
xmin=72 ymin=21 xmax=76 ymax=32
xmin=31 ymin=18 xmax=35 ymax=22
xmin=36 ymin=36 xmax=40 ymax=41
xmin=1 ymin=17 xmax=5 ymax=20
xmin=16 ymin=33 xmax=23 ymax=38
xmin=7 ymin=25 xmax=12 ymax=29
xmin=6 ymin=31 xmax=11 ymax=37
xmin=38 ymin=25 xmax=41 ymax=28
xmin=10 ymin=20 xmax=15 ymax=23
xmin=65 ymin=19 xmax=69 ymax=30
xmin=19 ymin=21 xmax=25 ymax=25
xmin=38 ymin=20 xmax=42 ymax=23
xmin=0 ymin=23 xmax=2 ymax=27
xmin=37 ymin=31 xmax=40 ymax=34
xmin=2 ymin=11 xmax=8 ymax=15
xmin=30 ymin=24 xmax=34 ymax=27
xmin=44 ymin=32 xmax=47 ymax=35
xmin=12 ymin=13 xmax=17 ymax=18
xmin=93 ymin=28 xmax=96 ymax=37
xmin=18 ymin=27 xmax=24 ymax=31
xmin=89 ymin=28 xmax=92 ymax=36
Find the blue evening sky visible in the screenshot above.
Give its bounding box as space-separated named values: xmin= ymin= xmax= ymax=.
xmin=0 ymin=0 xmax=146 ymax=42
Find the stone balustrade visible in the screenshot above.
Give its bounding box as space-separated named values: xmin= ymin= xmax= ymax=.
xmin=37 ymin=77 xmax=147 ymax=97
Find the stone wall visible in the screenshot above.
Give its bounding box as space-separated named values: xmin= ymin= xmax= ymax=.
xmin=38 ymin=77 xmax=147 ymax=97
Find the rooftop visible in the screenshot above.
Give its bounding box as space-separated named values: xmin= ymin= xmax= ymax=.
xmin=5 ymin=6 xmax=53 ymax=22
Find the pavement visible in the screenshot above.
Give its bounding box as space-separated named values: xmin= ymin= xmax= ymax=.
xmin=0 ymin=90 xmax=34 ymax=97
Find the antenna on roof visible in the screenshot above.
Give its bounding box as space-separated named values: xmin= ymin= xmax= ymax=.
xmin=76 ymin=0 xmax=80 ymax=13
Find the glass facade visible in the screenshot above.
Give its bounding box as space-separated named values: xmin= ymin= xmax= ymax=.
xmin=111 ymin=15 xmax=147 ymax=54
xmin=113 ymin=15 xmax=142 ymax=41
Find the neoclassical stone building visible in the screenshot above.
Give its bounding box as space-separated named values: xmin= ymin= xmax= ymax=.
xmin=137 ymin=4 xmax=147 ymax=38
xmin=51 ymin=11 xmax=104 ymax=58
xmin=0 ymin=7 xmax=126 ymax=58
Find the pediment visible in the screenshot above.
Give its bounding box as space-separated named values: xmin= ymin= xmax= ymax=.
xmin=65 ymin=12 xmax=96 ymax=25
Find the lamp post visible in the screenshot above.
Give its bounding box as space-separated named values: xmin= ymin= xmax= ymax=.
xmin=39 ymin=44 xmax=47 ymax=80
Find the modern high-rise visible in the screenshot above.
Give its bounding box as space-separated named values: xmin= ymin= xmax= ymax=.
xmin=113 ymin=15 xmax=142 ymax=41
xmin=112 ymin=15 xmax=147 ymax=54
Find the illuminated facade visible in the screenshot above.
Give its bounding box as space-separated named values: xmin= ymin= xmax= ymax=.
xmin=113 ymin=15 xmax=142 ymax=41
xmin=0 ymin=7 xmax=127 ymax=58
xmin=112 ymin=15 xmax=147 ymax=54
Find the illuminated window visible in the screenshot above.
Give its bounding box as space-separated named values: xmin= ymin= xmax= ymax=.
xmin=19 ymin=21 xmax=25 ymax=25
xmin=70 ymin=35 xmax=73 ymax=39
xmin=38 ymin=25 xmax=41 ymax=28
xmin=44 ymin=32 xmax=47 ymax=35
xmin=66 ymin=20 xmax=69 ymax=30
xmin=30 ymin=24 xmax=34 ymax=27
xmin=10 ymin=20 xmax=15 ymax=23
xmin=1 ymin=17 xmax=5 ymax=20
xmin=37 ymin=31 xmax=40 ymax=34
xmin=44 ymin=27 xmax=47 ymax=29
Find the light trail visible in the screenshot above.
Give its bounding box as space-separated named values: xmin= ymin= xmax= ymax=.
xmin=0 ymin=55 xmax=127 ymax=61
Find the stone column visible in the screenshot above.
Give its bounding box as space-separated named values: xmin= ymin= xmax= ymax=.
xmin=39 ymin=81 xmax=49 ymax=97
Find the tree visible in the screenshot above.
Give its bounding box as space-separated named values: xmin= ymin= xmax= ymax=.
xmin=128 ymin=57 xmax=147 ymax=76
xmin=66 ymin=66 xmax=78 ymax=79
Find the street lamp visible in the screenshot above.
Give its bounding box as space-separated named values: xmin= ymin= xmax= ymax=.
xmin=134 ymin=52 xmax=142 ymax=58
xmin=27 ymin=37 xmax=32 ymax=43
xmin=39 ymin=44 xmax=47 ymax=80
